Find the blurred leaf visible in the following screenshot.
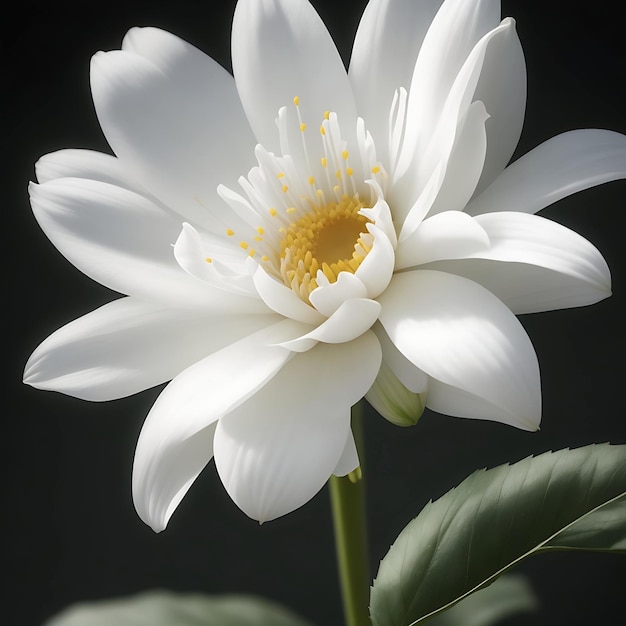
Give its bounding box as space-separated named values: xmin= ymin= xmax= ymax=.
xmin=44 ymin=590 xmax=314 ymax=626
xmin=426 ymin=575 xmax=538 ymax=626
xmin=370 ymin=444 xmax=626 ymax=626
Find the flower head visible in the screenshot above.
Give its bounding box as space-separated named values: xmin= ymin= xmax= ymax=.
xmin=24 ymin=0 xmax=624 ymax=528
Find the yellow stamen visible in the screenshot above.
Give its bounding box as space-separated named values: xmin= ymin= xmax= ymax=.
xmin=278 ymin=195 xmax=371 ymax=303
xmin=205 ymin=257 xmax=212 ymax=263
xmin=240 ymin=241 xmax=249 ymax=250
xmin=226 ymin=228 xmax=235 ymax=236
xmin=293 ymin=96 xmax=300 ymax=106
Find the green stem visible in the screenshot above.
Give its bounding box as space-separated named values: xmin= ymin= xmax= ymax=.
xmin=329 ymin=401 xmax=371 ymax=626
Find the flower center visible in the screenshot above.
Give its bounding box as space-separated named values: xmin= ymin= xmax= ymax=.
xmin=280 ymin=195 xmax=372 ymax=301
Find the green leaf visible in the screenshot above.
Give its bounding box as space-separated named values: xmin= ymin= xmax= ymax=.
xmin=370 ymin=444 xmax=626 ymax=626
xmin=426 ymin=575 xmax=538 ymax=626
xmin=44 ymin=590 xmax=314 ymax=626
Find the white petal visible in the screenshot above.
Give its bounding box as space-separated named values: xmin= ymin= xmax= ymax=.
xmin=24 ymin=298 xmax=279 ymax=401
xmin=253 ymin=265 xmax=324 ymax=324
xmin=373 ymin=323 xmax=428 ymax=394
xmin=232 ymin=0 xmax=356 ymax=153
xmin=396 ymin=211 xmax=490 ymax=270
xmin=333 ymin=432 xmax=360 ymax=477
xmin=472 ymin=17 xmax=526 ymax=193
xmin=395 ymin=19 xmax=513 ymax=208
xmin=280 ymin=299 xmax=381 ymax=352
xmin=28 ymin=178 xmax=250 ymax=310
xmin=355 ymin=224 xmax=396 ymax=299
xmin=349 ymin=0 xmax=444 ymax=163
xmin=424 ymin=100 xmax=489 ymax=217
xmin=426 ymin=212 xmax=611 ymax=313
xmin=213 ymin=331 xmax=381 ymax=522
xmin=401 ymin=0 xmax=500 ymax=175
xmin=174 ymin=224 xmax=267 ymax=303
xmin=310 ymin=271 xmax=368 ymax=317
xmin=425 ymin=376 xmax=534 ymax=425
xmin=35 ymin=149 xmax=146 ymax=193
xmin=132 ymin=319 xmax=308 ymax=531
xmin=378 ymin=270 xmax=541 ymax=430
xmin=397 ymin=99 xmax=489 ymax=240
xmin=466 ymin=129 xmax=626 ymax=215
xmin=90 ymin=36 xmax=255 ymax=233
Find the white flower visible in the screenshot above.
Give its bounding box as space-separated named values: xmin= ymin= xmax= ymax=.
xmin=24 ymin=0 xmax=624 ymax=528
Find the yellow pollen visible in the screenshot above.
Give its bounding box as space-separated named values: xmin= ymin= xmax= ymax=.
xmin=346 ymin=167 xmax=354 ymax=176
xmin=254 ymin=236 xmax=263 ymax=242
xmin=249 ymin=249 xmax=256 ymax=257
xmin=261 ymin=255 xmax=269 ymax=262
xmin=293 ymin=96 xmax=300 ymax=106
xmin=324 ymin=110 xmax=330 ymax=120
xmin=371 ymin=165 xmax=381 ymax=174
xmin=286 ymin=207 xmax=297 ymax=214
xmin=342 ymin=150 xmax=349 ymax=160
xmin=282 ymin=185 xmax=289 ymax=193
xmin=308 ymin=176 xmax=315 ymax=185
xmin=240 ymin=241 xmax=249 ymax=250
xmin=321 ymin=157 xmax=327 ymax=167
xmin=277 ymin=172 xmax=285 ymax=179
xmin=300 ymin=123 xmax=307 ymax=132
xmin=279 ymin=195 xmax=372 ymax=303
xmin=205 ymin=257 xmax=212 ymax=263
xmin=320 ymin=124 xmax=326 ymax=135
xmin=269 ymin=207 xmax=277 ymax=216
xmin=226 ymin=228 xmax=235 ymax=236
xmin=257 ymin=227 xmax=265 ymax=235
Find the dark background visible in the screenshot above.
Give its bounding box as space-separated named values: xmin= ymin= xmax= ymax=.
xmin=6 ymin=1 xmax=626 ymax=625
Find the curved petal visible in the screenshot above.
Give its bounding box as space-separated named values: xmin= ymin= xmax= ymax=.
xmin=24 ymin=298 xmax=279 ymax=401
xmin=394 ymin=19 xmax=513 ymax=209
xmin=396 ymin=210 xmax=490 ymax=270
xmin=397 ymin=99 xmax=489 ymax=240
xmin=232 ymin=0 xmax=357 ymax=155
xmin=348 ymin=0 xmax=444 ymax=163
xmin=465 ymin=129 xmax=626 ymax=215
xmin=378 ymin=270 xmax=541 ymax=430
xmin=310 ymin=271 xmax=368 ymax=318
xmin=35 ymin=149 xmax=148 ymax=195
xmin=213 ymin=331 xmax=381 ymax=522
xmin=472 ymin=17 xmax=526 ymax=193
xmin=28 ymin=178 xmax=255 ymax=311
xmin=253 ymin=265 xmax=324 ymax=324
xmin=91 ymin=33 xmax=255 ymax=233
xmin=174 ymin=223 xmax=265 ymax=301
xmin=425 ymin=212 xmax=611 ymax=314
xmin=132 ymin=319 xmax=308 ymax=531
xmin=280 ymin=298 xmax=381 ymax=353
xmin=401 ymin=0 xmax=500 ymax=174
xmin=355 ymin=224 xmax=396 ymax=299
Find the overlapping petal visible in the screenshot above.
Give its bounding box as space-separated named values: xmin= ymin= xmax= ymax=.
xmin=213 ymin=331 xmax=381 ymax=522
xmin=426 ymin=211 xmax=611 ymax=313
xmin=398 ymin=0 xmax=500 ymax=181
xmin=91 ymin=29 xmax=255 ymax=233
xmin=29 ymin=177 xmax=257 ymax=311
xmin=24 ymin=298 xmax=279 ymax=401
xmin=349 ymin=0 xmax=444 ymax=162
xmin=378 ymin=270 xmax=541 ymax=430
xmin=132 ymin=319 xmax=310 ymax=531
